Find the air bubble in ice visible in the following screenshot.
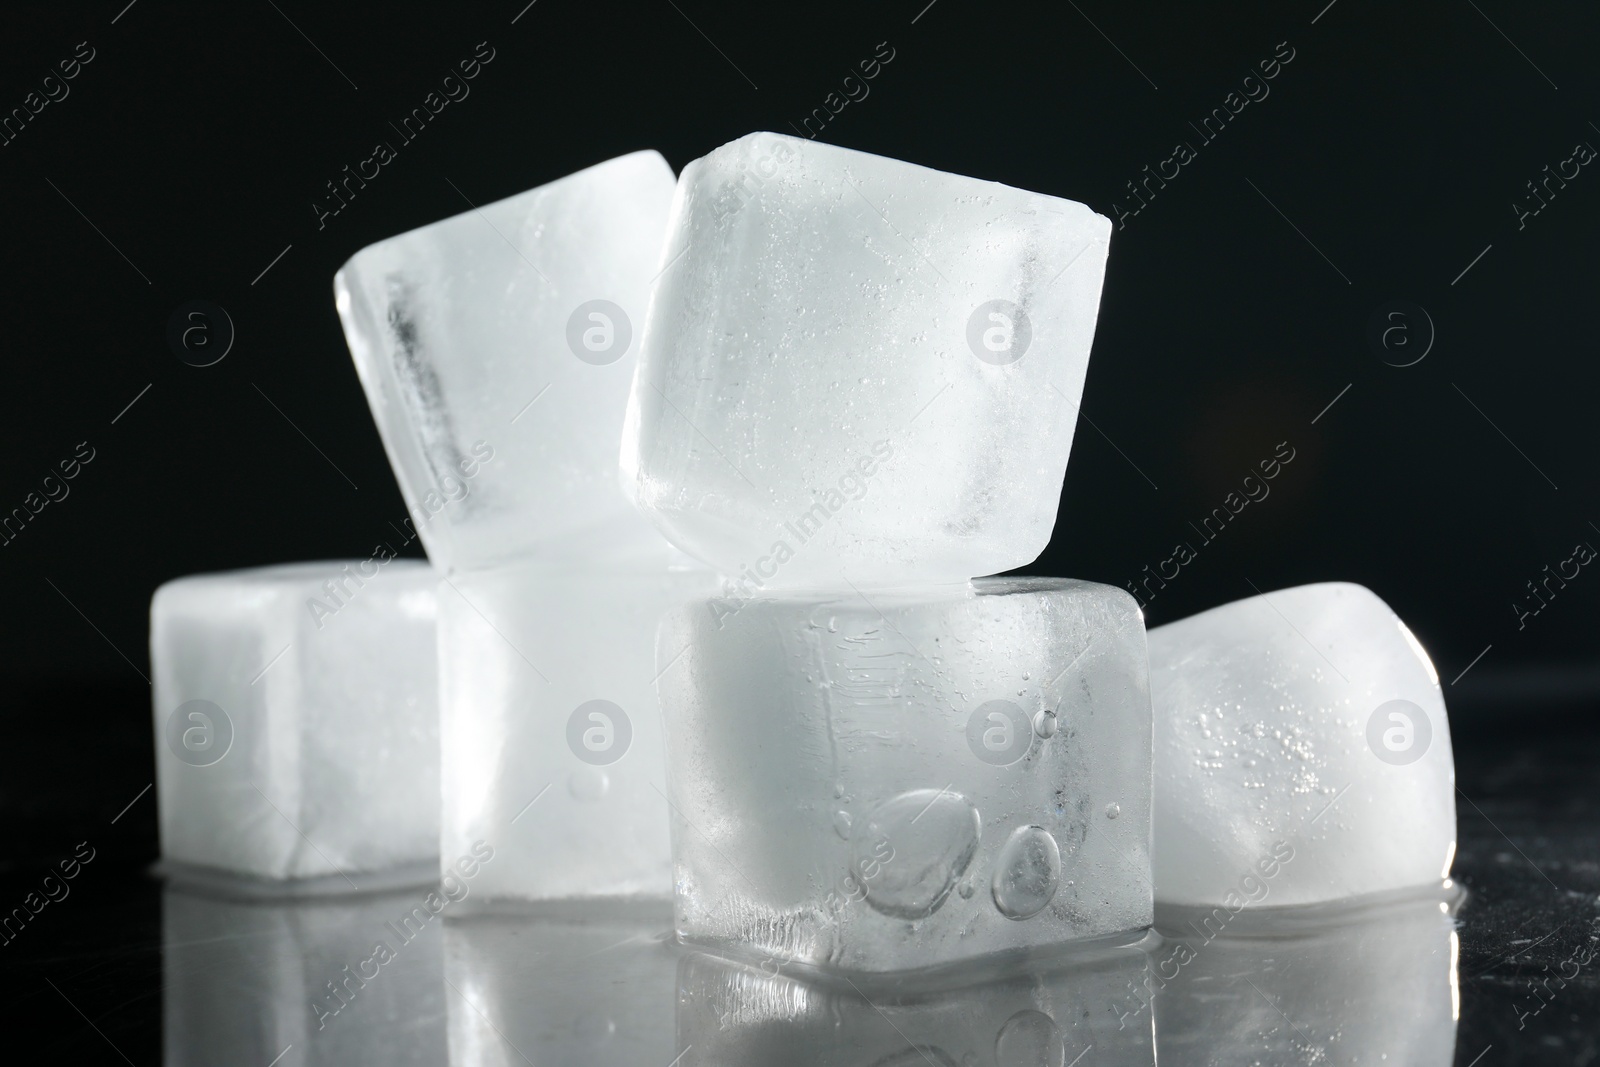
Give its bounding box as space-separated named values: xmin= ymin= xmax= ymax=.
xmin=853 ymin=789 xmax=980 ymax=920
xmin=991 ymin=825 xmax=1061 ymax=920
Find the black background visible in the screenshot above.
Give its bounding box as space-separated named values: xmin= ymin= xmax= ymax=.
xmin=5 ymin=0 xmax=1598 ymax=863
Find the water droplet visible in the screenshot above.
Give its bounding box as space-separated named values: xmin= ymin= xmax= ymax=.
xmin=958 ymin=879 xmax=975 ymax=899
xmin=994 ymin=1009 xmax=1064 ymax=1067
xmin=827 ymin=616 xmax=839 ymax=633
xmin=1032 ymin=709 xmax=1058 ymax=739
xmin=852 ymin=789 xmax=981 ymax=920
xmin=833 ymin=810 xmax=853 ymax=839
xmin=1104 ymin=803 xmax=1121 ymax=820
xmin=991 ymin=825 xmax=1061 ymax=920
xmin=568 ymin=767 xmax=609 ymax=802
xmin=833 ymin=781 xmax=846 ymax=799
xmin=1021 ymin=671 xmax=1031 ymax=681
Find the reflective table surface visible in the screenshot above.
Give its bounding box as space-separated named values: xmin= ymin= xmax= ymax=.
xmin=4 ymin=709 xmax=1596 ymax=1066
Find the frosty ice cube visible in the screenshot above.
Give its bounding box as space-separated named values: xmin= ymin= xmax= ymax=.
xmin=438 ymin=561 xmax=718 ymax=903
xmin=150 ymin=561 xmax=438 ymax=883
xmin=336 ymin=151 xmax=676 ymax=573
xmin=625 ymin=132 xmax=1113 ymax=589
xmin=1149 ymin=582 xmax=1456 ymax=907
xmin=655 ymin=578 xmax=1152 ymax=973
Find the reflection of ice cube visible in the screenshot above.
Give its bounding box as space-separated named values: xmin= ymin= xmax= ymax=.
xmin=1151 ymin=893 xmax=1459 ymax=1065
xmin=444 ymin=903 xmax=679 ymax=1067
xmin=676 ymin=938 xmax=1155 ymax=1067
xmin=150 ymin=562 xmax=438 ymax=882
xmin=162 ymin=883 xmax=446 ymax=1066
xmin=1149 ymin=583 xmax=1456 ymax=907
xmin=656 ymin=577 xmax=1152 ymax=973
xmin=336 ymin=151 xmax=676 ymax=574
xmin=439 ymin=562 xmax=719 ymax=902
xmin=626 ymin=132 xmax=1112 ymax=588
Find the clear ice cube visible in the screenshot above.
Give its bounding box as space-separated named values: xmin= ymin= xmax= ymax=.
xmin=625 ymin=132 xmax=1113 ymax=588
xmin=1148 ymin=582 xmax=1456 ymax=907
xmin=149 ymin=561 xmax=438 ymax=882
xmin=438 ymin=561 xmax=719 ymax=902
xmin=336 ymin=151 xmax=676 ymax=573
xmin=655 ymin=577 xmax=1152 ymax=973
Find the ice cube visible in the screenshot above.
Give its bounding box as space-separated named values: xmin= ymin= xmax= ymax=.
xmin=625 ymin=132 xmax=1112 ymax=589
xmin=655 ymin=577 xmax=1152 ymax=973
xmin=336 ymin=151 xmax=676 ymax=574
xmin=1149 ymin=582 xmax=1456 ymax=907
xmin=677 ymin=939 xmax=1155 ymax=1066
xmin=438 ymin=561 xmax=719 ymax=902
xmin=1150 ymin=894 xmax=1458 ymax=1064
xmin=445 ymin=902 xmax=678 ymax=1066
xmin=163 ymin=880 xmax=447 ymax=1065
xmin=150 ymin=561 xmax=438 ymax=882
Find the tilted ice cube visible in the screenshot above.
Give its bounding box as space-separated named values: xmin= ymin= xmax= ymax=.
xmin=1150 ymin=895 xmax=1458 ymax=1065
xmin=1149 ymin=582 xmax=1456 ymax=907
xmin=150 ymin=561 xmax=438 ymax=882
xmin=439 ymin=561 xmax=718 ymax=902
xmin=625 ymin=132 xmax=1113 ymax=589
xmin=336 ymin=151 xmax=676 ymax=573
xmin=677 ymin=938 xmax=1155 ymax=1066
xmin=656 ymin=578 xmax=1152 ymax=973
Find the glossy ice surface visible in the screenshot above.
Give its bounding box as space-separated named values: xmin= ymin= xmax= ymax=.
xmin=336 ymin=151 xmax=676 ymax=574
xmin=678 ymin=938 xmax=1156 ymax=1066
xmin=150 ymin=561 xmax=438 ymax=882
xmin=445 ymin=903 xmax=678 ymax=1067
xmin=1152 ymin=893 xmax=1459 ymax=1065
xmin=1149 ymin=582 xmax=1457 ymax=907
xmin=656 ymin=577 xmax=1152 ymax=973
xmin=626 ymin=132 xmax=1113 ymax=589
xmin=438 ymin=561 xmax=719 ymax=901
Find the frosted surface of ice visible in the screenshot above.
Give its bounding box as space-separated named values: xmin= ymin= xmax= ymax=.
xmin=1149 ymin=582 xmax=1456 ymax=907
xmin=655 ymin=577 xmax=1152 ymax=973
xmin=336 ymin=151 xmax=676 ymax=574
xmin=438 ymin=561 xmax=718 ymax=901
xmin=150 ymin=561 xmax=438 ymax=882
xmin=626 ymin=132 xmax=1113 ymax=588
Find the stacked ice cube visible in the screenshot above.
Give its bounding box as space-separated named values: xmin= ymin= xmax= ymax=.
xmin=335 ymin=151 xmax=716 ymax=902
xmin=627 ymin=133 xmax=1151 ymax=972
xmin=149 ymin=128 xmax=1461 ymax=981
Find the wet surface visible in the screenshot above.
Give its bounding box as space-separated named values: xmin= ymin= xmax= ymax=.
xmin=2 ymin=709 xmax=1595 ymax=1065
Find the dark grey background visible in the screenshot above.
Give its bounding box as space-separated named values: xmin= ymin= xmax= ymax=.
xmin=1 ymin=0 xmax=1595 ymax=867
